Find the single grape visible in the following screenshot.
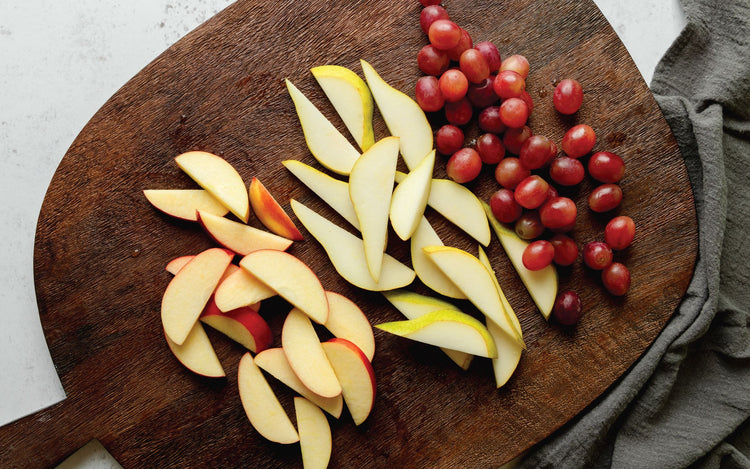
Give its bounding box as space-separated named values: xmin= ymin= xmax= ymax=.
xmin=415 ymin=76 xmax=445 ymax=112
xmin=519 ymin=135 xmax=553 ymax=170
xmin=522 ymin=240 xmax=555 ymax=271
xmin=435 ymin=124 xmax=464 ymax=156
xmin=444 ymin=96 xmax=473 ymax=125
xmin=500 ymin=54 xmax=530 ymax=79
xmin=561 ymin=124 xmax=596 ymax=158
xmin=478 ymin=106 xmax=506 ymax=133
xmin=428 ymin=19 xmax=462 ymax=50
xmin=588 ymin=151 xmax=625 ymax=183
xmin=460 ymin=48 xmax=490 ymax=83
xmin=494 ymin=157 xmax=530 ymax=189
xmin=475 ymin=132 xmax=505 ymax=164
xmin=503 ymin=125 xmax=532 ymax=154
xmin=420 ymin=5 xmax=450 ymax=35
xmin=439 ymin=69 xmax=469 ymax=102
xmin=514 ymin=175 xmax=550 ymax=209
xmin=549 ymin=156 xmax=585 ymax=186
xmin=499 ymin=97 xmax=529 ymax=129
xmin=467 ymin=76 xmax=499 ymax=108
xmin=489 ymin=189 xmax=523 ymax=223
xmin=493 ymin=70 xmax=526 ymax=99
xmin=588 ymin=183 xmax=623 ymax=212
xmin=519 ymin=90 xmax=534 ymax=114
xmin=583 ymin=241 xmax=613 ymax=270
xmin=602 ymin=262 xmax=631 ymax=296
xmin=417 ymin=44 xmax=450 ymax=76
xmin=553 ymin=79 xmax=584 ymax=114
xmin=539 ymin=196 xmax=577 ymax=230
xmin=549 ymin=233 xmax=579 ymax=266
xmin=552 ymin=291 xmax=582 ymax=325
xmin=605 ymin=216 xmax=635 ymax=249
xmin=447 ymin=28 xmax=473 ymax=61
xmin=474 ymin=41 xmax=502 ymax=72
xmin=515 ymin=211 xmax=545 ymax=240
xmin=446 ymin=147 xmax=482 ymax=183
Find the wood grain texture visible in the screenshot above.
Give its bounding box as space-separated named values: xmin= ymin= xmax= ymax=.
xmin=2 ymin=0 xmax=696 ymax=467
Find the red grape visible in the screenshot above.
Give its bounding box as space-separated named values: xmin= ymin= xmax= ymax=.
xmin=583 ymin=241 xmax=613 ymax=270
xmin=475 ymin=133 xmax=505 ymax=164
xmin=446 ymin=148 xmax=482 ymax=183
xmin=478 ymin=106 xmax=506 ymax=133
xmin=460 ymin=48 xmax=490 ymax=83
xmin=548 ymin=140 xmax=558 ymax=158
xmin=499 ymin=97 xmax=529 ymax=129
xmin=553 ymin=79 xmax=584 ymax=114
xmin=447 ymin=28 xmax=473 ymax=61
xmin=467 ymin=76 xmax=499 ymax=108
xmin=489 ymin=189 xmax=522 ymax=223
xmin=493 ymin=70 xmax=526 ymax=99
xmin=503 ymin=126 xmax=532 ymax=154
xmin=417 ymin=44 xmax=450 ymax=76
xmin=519 ymin=135 xmax=553 ymax=169
xmin=588 ymin=151 xmax=625 ymax=183
xmin=553 ymin=291 xmax=582 ymax=325
xmin=474 ymin=41 xmax=502 ymax=72
xmin=588 ymin=183 xmax=623 ymax=212
xmin=495 ymin=157 xmax=530 ymax=189
xmin=519 ymin=90 xmax=534 ymax=114
xmin=435 ymin=124 xmax=464 ymax=155
xmin=428 ymin=19 xmax=462 ymax=50
xmin=444 ymin=96 xmax=473 ymax=125
xmin=605 ymin=216 xmax=635 ymax=250
xmin=561 ymin=124 xmax=596 ymax=158
xmin=500 ymin=54 xmax=530 ymax=78
xmin=523 ymin=240 xmax=555 ymax=271
xmin=438 ymin=69 xmax=469 ymax=102
xmin=539 ymin=196 xmax=577 ymax=230
xmin=549 ymin=156 xmax=585 ymax=186
xmin=420 ymin=5 xmax=449 ymax=35
xmin=602 ymin=262 xmax=631 ymax=296
xmin=515 ymin=211 xmax=545 ymax=240
xmin=420 ymin=0 xmax=442 ymax=6
xmin=549 ymin=233 xmax=579 ymax=266
xmin=514 ymin=175 xmax=550 ymax=209
xmin=415 ymin=76 xmax=445 ymax=112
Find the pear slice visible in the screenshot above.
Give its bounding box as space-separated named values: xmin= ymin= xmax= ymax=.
xmin=348 ymin=136 xmax=399 ymax=282
xmin=285 ymin=79 xmax=360 ymax=175
xmin=395 ymin=172 xmax=490 ymax=246
xmin=383 ymin=289 xmax=472 ymax=370
xmin=361 ymin=60 xmax=433 ymax=171
xmin=410 ymin=217 xmax=466 ymax=300
xmin=422 ymin=246 xmax=524 ymax=348
xmin=482 ymin=201 xmax=558 ymax=319
xmin=282 ymin=159 xmax=360 ymax=230
xmin=390 ymin=150 xmax=435 ymax=241
xmin=291 ymin=200 xmax=415 ymax=291
xmin=311 ymin=65 xmax=375 ymax=151
xmin=376 ymin=309 xmax=497 ymax=358
xmin=477 ymin=246 xmax=523 ymax=338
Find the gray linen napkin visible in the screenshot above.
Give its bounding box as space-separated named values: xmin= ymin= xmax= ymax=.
xmin=518 ymin=0 xmax=750 ymax=467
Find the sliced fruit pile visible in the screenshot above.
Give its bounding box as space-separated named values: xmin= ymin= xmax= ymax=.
xmin=145 ymin=152 xmax=377 ymax=468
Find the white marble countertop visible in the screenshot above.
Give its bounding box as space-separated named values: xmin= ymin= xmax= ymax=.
xmin=0 ymin=1 xmax=685 ymax=467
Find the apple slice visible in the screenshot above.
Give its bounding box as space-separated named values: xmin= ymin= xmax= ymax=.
xmin=323 ymin=291 xmax=375 ymax=361
xmin=248 ymin=177 xmax=304 ymax=241
xmin=390 ymin=150 xmax=435 ymax=241
xmin=395 ymin=172 xmax=491 ymax=246
xmin=360 ymin=60 xmax=432 ymax=171
xmin=165 ymin=255 xmax=195 ymax=275
xmin=197 ymin=210 xmax=293 ymax=256
xmin=282 ymin=308 xmax=341 ymax=398
xmin=200 ymin=299 xmax=272 ymax=353
xmin=376 ymin=309 xmax=497 ymax=358
xmin=321 ymin=338 xmax=376 ymax=426
xmin=483 ymin=201 xmax=558 ymax=319
xmin=161 ymin=248 xmax=233 ymax=345
xmin=165 ymin=322 xmax=225 ymax=378
xmin=422 ymin=246 xmax=524 ymax=348
xmin=291 ymin=200 xmax=415 ymax=291
xmin=255 ymin=348 xmax=343 ymax=418
xmin=348 ymin=136 xmax=399 ymax=282
xmin=240 ymin=250 xmax=328 ymax=324
xmin=237 ymin=352 xmax=299 ymax=444
xmin=410 ymin=217 xmax=466 ymax=300
xmin=311 ymin=64 xmax=375 ymax=151
xmin=285 ymin=79 xmax=360 ymax=175
xmin=282 ymin=159 xmax=360 ymax=230
xmin=382 ymin=289 xmax=472 ymax=370
xmin=174 ymin=151 xmax=249 ymax=222
xmin=213 ymin=266 xmax=276 ymax=312
xmin=295 ymin=396 xmax=333 ymax=469
xmin=143 ymin=189 xmax=228 ymax=222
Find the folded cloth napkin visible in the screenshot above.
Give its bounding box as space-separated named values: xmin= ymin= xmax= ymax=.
xmin=518 ymin=0 xmax=750 ymax=467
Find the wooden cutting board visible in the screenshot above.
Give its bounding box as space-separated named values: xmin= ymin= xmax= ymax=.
xmin=2 ymin=0 xmax=697 ymax=467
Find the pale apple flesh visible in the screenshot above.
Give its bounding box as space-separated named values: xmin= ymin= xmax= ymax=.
xmin=410 ymin=216 xmax=466 ymax=300
xmin=197 ymin=210 xmax=293 ymax=256
xmin=248 ymin=176 xmax=304 ymax=241
xmin=144 ymin=189 xmax=228 ymax=222
xmin=323 ymin=291 xmax=375 ymax=361
xmin=165 ymin=255 xmax=195 ymax=275
xmin=389 ymin=150 xmax=435 ymax=241
xmin=295 ymin=396 xmax=333 ymax=469
xmin=200 ymin=298 xmax=272 ymax=353
xmin=213 ymin=266 xmax=276 ymax=313
xmin=165 ymin=322 xmax=225 ymax=378
xmin=321 ymin=338 xmax=376 ymax=426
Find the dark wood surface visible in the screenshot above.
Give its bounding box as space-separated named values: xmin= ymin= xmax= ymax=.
xmin=2 ymin=0 xmax=697 ymax=467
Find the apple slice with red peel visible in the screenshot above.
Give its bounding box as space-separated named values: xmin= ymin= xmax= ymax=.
xmin=213 ymin=266 xmax=276 ymax=313
xmin=255 ymin=348 xmax=343 ymax=418
xmin=200 ymin=298 xmax=271 ymax=353
xmin=144 ymin=189 xmax=228 ymax=222
xmin=295 ymin=396 xmax=332 ymax=469
xmin=248 ymin=177 xmax=304 ymax=241
xmin=410 ymin=217 xmax=466 ymax=300
xmin=237 ymin=352 xmax=299 ymax=444
xmin=161 ymin=248 xmax=233 ymax=345
xmin=240 ymin=250 xmax=328 ymax=324
xmin=389 ymin=150 xmax=435 ymax=241
xmin=321 ymin=338 xmax=376 ymax=426
xmin=282 ymin=308 xmax=341 ymax=398
xmin=174 ymin=151 xmax=250 ymax=222
xmin=323 ymin=291 xmax=375 ymax=361
xmin=165 ymin=255 xmax=195 ymax=275
xmin=165 ymin=322 xmax=225 ymax=378
xmin=198 ymin=210 xmax=293 ymax=256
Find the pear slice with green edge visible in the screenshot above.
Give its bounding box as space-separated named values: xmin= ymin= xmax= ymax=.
xmin=477 ymin=245 xmax=523 ymax=339
xmin=390 ymin=150 xmax=435 ymax=241
xmin=410 ymin=217 xmax=466 ymax=300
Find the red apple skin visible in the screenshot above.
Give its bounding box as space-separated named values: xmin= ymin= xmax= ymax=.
xmin=201 ymin=297 xmax=272 ymax=353
xmin=326 ymin=337 xmax=376 ymax=406
xmin=249 ymin=177 xmax=304 ymax=241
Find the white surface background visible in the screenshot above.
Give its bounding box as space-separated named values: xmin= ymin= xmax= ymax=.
xmin=0 ymin=1 xmax=685 ymax=466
